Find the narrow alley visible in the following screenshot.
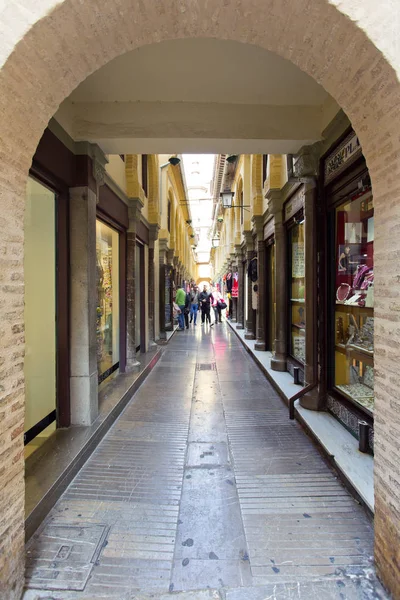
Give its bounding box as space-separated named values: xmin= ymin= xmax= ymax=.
xmin=24 ymin=326 xmax=384 ymax=600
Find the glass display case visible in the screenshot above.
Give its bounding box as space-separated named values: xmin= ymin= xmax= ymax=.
xmin=333 ymin=183 xmax=374 ymax=413
xmin=288 ymin=218 xmax=306 ymax=364
xmin=96 ymin=219 xmax=120 ymax=383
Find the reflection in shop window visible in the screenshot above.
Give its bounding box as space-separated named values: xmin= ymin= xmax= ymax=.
xmin=289 ymin=219 xmax=305 ymax=364
xmin=96 ymin=220 xmax=119 ymax=383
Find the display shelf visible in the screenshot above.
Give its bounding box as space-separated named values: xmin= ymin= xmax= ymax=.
xmin=347 ymin=343 xmax=373 ymax=357
xmin=335 ymin=303 xmax=373 ymax=313
xmin=335 ymin=343 xmax=373 ymax=365
xmin=292 ymin=324 xmax=306 ymax=331
xmin=291 ymin=298 xmax=305 ymax=303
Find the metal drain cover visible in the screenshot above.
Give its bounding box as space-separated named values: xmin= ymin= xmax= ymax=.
xmin=196 ymin=363 xmax=216 ymax=371
xmin=26 ymin=522 xmax=109 ymax=591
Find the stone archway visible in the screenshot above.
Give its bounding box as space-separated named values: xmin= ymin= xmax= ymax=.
xmin=1 ymin=1 xmax=400 ymax=597
xmin=196 ymin=277 xmax=212 ymax=286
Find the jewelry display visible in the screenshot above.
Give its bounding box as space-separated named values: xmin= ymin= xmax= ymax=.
xmin=352 ymin=317 xmax=374 ymax=352
xmin=333 ymin=181 xmax=374 ymax=415
xmin=363 ymin=365 xmax=374 ymax=389
xmin=336 ymin=283 xmax=351 ymax=302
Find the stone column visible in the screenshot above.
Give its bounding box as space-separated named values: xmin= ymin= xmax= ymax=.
xmin=126 ymin=197 xmax=144 ymax=371
xmin=69 ymin=186 xmax=98 ymax=425
xmin=270 ymin=193 xmax=287 ymax=371
xmin=236 ymin=246 xmax=245 ymax=329
xmin=158 ymin=239 xmax=169 ymax=341
xmin=253 ymin=216 xmax=266 ymax=351
xmin=148 ymin=224 xmax=160 ymax=348
xmin=294 ymin=144 xmax=323 ymax=409
xmin=173 ymin=255 xmax=178 ymax=286
xmin=244 ymin=233 xmax=256 ymax=340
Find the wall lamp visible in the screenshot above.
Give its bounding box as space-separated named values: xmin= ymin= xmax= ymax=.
xmin=212 ymin=237 xmax=220 ymax=248
xmin=220 ymin=191 xmax=250 ymax=210
xmin=160 ymin=156 xmax=181 ymax=169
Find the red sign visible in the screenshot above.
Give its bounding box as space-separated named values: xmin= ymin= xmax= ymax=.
xmin=232 ymin=272 xmax=239 ymax=298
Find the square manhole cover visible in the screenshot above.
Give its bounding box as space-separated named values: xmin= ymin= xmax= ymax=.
xmin=26 ymin=522 xmax=109 ymax=591
xmin=196 ymin=363 xmax=216 ymax=371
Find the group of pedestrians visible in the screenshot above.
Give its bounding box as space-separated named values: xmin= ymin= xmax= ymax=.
xmin=174 ymin=284 xmax=225 ymax=330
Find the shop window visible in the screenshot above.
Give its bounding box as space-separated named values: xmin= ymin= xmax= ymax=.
xmin=24 ymin=177 xmax=56 ymax=455
xmin=167 ymin=201 xmax=171 ymax=233
xmin=266 ymin=241 xmax=276 ymax=351
xmin=96 ymin=220 xmax=120 ymax=383
xmin=288 ymin=216 xmax=305 ymax=364
xmin=141 ymin=154 xmax=148 ymax=197
xmin=333 ymin=181 xmax=374 ymax=413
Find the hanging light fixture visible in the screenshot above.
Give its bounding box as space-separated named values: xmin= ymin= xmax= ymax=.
xmin=220 ymin=191 xmax=234 ymax=208
xmin=212 ymin=237 xmax=220 ymax=248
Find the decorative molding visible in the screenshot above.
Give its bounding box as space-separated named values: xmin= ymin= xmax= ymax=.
xmin=127 ymin=196 xmax=144 ymax=232
xmin=294 ymin=143 xmax=322 ymax=179
xmin=251 ymin=214 xmax=264 ymax=240
xmin=149 ymin=223 xmax=160 ymax=244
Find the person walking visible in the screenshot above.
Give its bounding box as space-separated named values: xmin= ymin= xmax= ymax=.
xmin=199 ymin=285 xmax=214 ymax=326
xmin=184 ymin=288 xmax=191 ymax=329
xmin=175 ymin=285 xmax=186 ymax=331
xmin=189 ymin=285 xmax=200 ymax=326
xmin=212 ymin=287 xmax=224 ymax=324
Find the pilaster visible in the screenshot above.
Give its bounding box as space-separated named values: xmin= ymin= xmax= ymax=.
xmin=126 ymin=197 xmax=144 ymax=371
xmin=69 ymin=186 xmax=98 ymax=425
xmin=235 ymin=245 xmax=245 ymax=329
xmin=269 ymin=189 xmax=287 ymax=372
xmin=243 ymin=232 xmax=256 ymax=340
xmin=148 ymin=224 xmax=160 ymax=347
xmin=252 ymin=215 xmax=266 ymax=351
xmin=158 ymin=238 xmax=169 ymax=341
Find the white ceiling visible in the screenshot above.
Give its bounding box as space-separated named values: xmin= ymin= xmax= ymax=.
xmin=69 ymin=38 xmax=328 ymax=106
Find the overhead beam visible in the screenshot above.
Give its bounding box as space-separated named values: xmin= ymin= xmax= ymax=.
xmin=59 ymin=101 xmax=324 ymax=153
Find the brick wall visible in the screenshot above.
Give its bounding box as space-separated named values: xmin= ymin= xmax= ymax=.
xmin=0 ymin=1 xmax=400 ymax=597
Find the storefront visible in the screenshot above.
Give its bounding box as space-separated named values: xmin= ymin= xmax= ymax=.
xmin=264 ymin=218 xmax=275 ymax=352
xmin=96 ymin=182 xmax=128 ymax=383
xmin=24 ymin=177 xmax=57 ymax=456
xmin=284 ymin=187 xmax=306 ymax=382
xmin=96 ymin=219 xmax=120 ymax=383
xmin=24 ymin=162 xmax=70 ymax=456
xmin=323 ymin=130 xmax=374 ymax=450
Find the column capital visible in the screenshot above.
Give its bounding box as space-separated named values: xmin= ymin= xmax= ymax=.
xmin=128 ymin=197 xmax=144 ymax=232
xmin=158 ymin=238 xmax=169 ymax=263
xmin=266 ymin=188 xmax=284 ymax=219
xmin=251 ymin=215 xmax=264 ymax=240
xmin=241 ymin=231 xmax=254 ymax=251
xmin=234 ymin=244 xmax=244 ymax=261
xmin=149 ymin=223 xmax=160 ymax=245
xmin=294 ymin=143 xmax=322 ymax=180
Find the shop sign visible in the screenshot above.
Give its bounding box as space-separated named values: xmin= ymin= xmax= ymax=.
xmin=284 ymin=186 xmax=305 ymax=223
xmin=324 ymin=131 xmax=362 ymax=185
xmin=263 ymin=217 xmax=275 ymax=240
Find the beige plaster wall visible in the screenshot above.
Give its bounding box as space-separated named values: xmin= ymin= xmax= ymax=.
xmin=105 ymin=155 xmax=127 ymax=193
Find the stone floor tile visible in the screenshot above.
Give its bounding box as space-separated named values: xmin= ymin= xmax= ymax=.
xmin=24 ymin=326 xmax=387 ymax=600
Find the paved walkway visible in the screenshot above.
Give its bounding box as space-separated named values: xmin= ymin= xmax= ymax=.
xmin=24 ymin=324 xmax=387 ymax=599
